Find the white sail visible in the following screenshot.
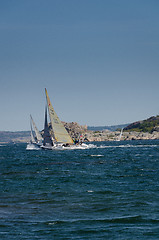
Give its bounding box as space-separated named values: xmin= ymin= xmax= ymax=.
xmin=30 ymin=115 xmax=43 ymax=142
xmin=45 ymin=88 xmax=73 ymax=144
xmin=30 ymin=121 xmax=36 ymax=143
xmin=117 ymin=128 xmax=123 ymax=141
xmin=119 ymin=128 xmax=123 ymax=140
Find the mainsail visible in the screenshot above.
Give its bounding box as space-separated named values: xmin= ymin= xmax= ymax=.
xmin=43 ymin=106 xmax=53 ymax=146
xmin=119 ymin=128 xmax=123 ymax=141
xmin=45 ymin=88 xmax=74 ymax=144
xmin=30 ymin=115 xmax=43 ymax=142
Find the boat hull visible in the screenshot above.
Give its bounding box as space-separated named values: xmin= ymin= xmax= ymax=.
xmin=40 ymin=142 xmax=89 ymax=150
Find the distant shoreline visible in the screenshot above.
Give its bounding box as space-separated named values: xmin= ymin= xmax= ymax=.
xmin=1 ymin=129 xmax=159 ymax=144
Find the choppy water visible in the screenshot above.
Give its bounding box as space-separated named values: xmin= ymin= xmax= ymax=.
xmin=0 ymin=140 xmax=159 ymax=239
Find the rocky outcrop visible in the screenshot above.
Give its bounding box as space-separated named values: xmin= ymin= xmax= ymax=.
xmin=62 ymin=122 xmax=87 ymax=140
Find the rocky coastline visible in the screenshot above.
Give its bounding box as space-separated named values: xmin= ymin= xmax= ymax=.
xmin=83 ymin=129 xmax=159 ymax=142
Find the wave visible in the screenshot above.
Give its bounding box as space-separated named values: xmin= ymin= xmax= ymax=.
xmin=90 ymin=154 xmax=104 ymax=157
xmin=45 ymin=215 xmax=159 ymax=225
xmin=26 ymin=143 xmax=40 ymax=150
xmin=26 ymin=142 xmax=157 ymax=151
xmin=67 ymin=143 xmax=97 ymax=150
xmin=98 ymin=144 xmax=158 ymax=149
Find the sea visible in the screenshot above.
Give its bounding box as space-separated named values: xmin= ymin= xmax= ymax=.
xmin=0 ymin=140 xmax=159 ymax=239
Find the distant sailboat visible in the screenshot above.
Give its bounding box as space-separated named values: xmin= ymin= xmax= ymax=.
xmin=116 ymin=128 xmax=123 ymax=141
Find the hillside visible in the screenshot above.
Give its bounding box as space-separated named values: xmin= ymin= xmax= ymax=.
xmin=0 ymin=131 xmax=30 ymax=143
xmin=124 ymin=115 xmax=159 ymax=133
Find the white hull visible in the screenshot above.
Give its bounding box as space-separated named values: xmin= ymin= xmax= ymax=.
xmin=40 ymin=142 xmax=89 ymax=150
xmin=40 ymin=144 xmax=53 ymax=150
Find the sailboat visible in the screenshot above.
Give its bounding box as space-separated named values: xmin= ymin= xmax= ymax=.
xmin=30 ymin=115 xmax=43 ymax=146
xmin=42 ymin=88 xmax=88 ymax=149
xmin=26 ymin=115 xmax=43 ymax=150
xmin=41 ymin=88 xmax=73 ymax=149
xmin=116 ymin=128 xmax=123 ymax=141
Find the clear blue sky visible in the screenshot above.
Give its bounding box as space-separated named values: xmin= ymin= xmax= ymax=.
xmin=0 ymin=0 xmax=159 ymax=131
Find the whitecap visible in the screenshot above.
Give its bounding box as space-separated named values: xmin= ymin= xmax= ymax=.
xmin=26 ymin=143 xmax=40 ymax=150
xmin=91 ymin=154 xmax=104 ymax=157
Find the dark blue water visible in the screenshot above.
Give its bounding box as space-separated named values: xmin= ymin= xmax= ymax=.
xmin=0 ymin=140 xmax=159 ymax=239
